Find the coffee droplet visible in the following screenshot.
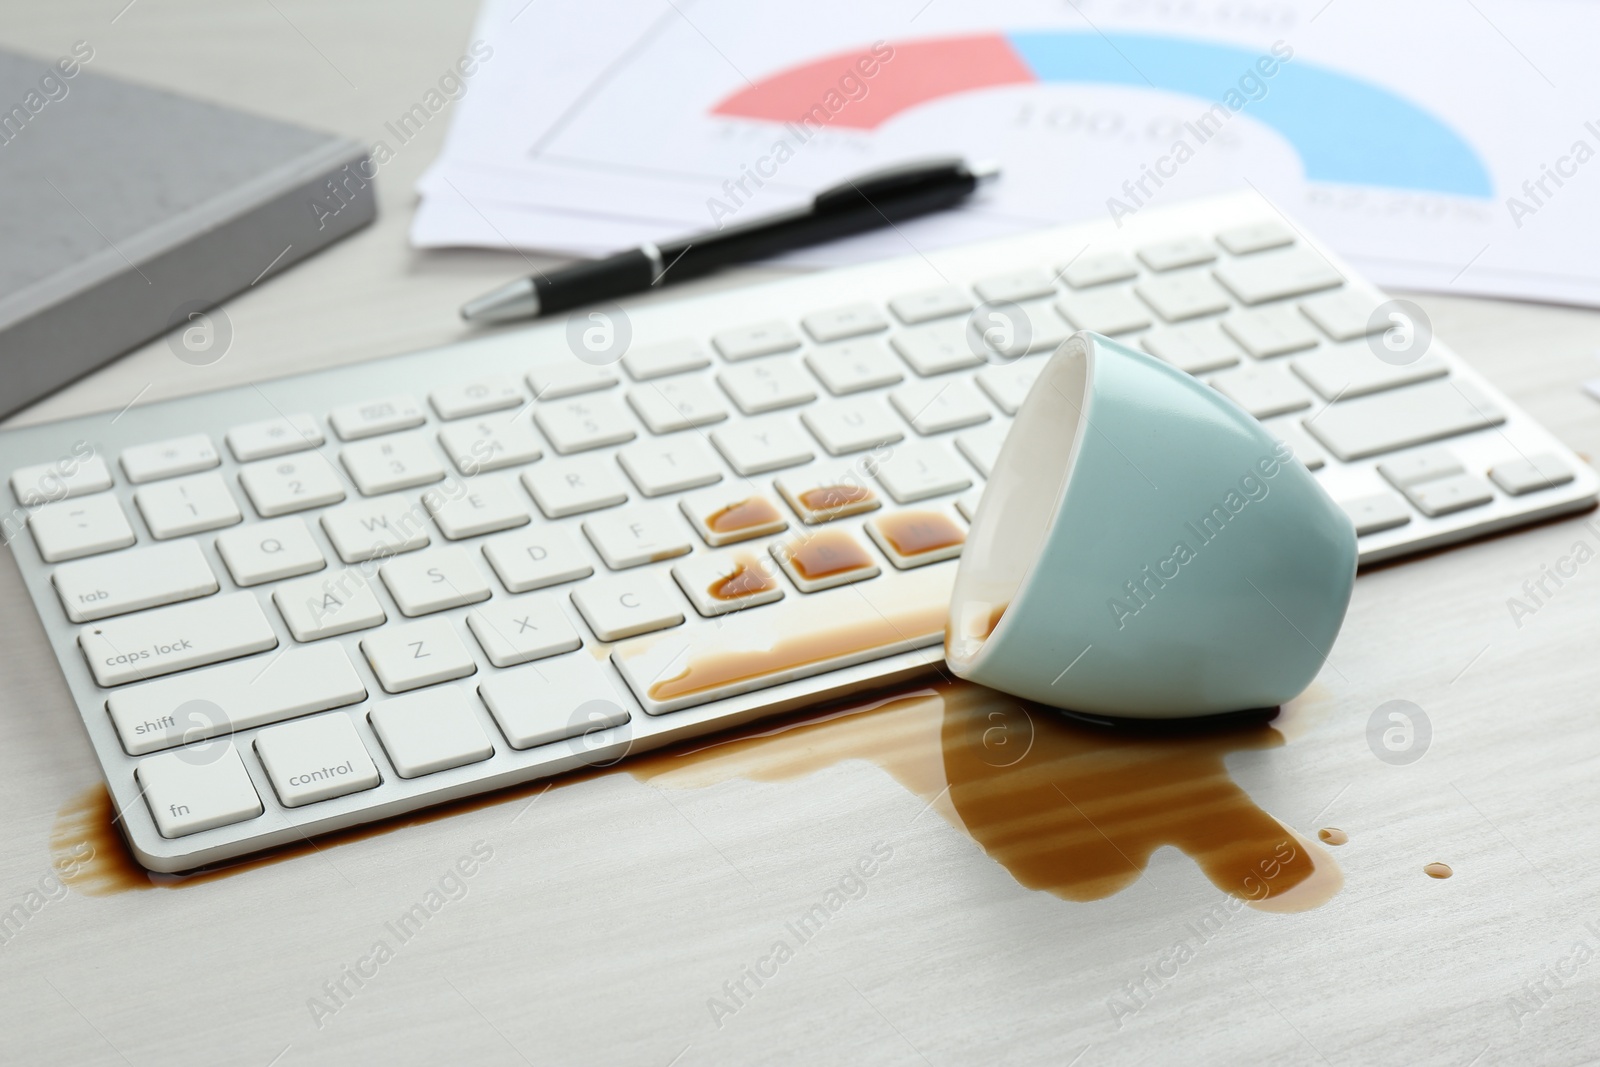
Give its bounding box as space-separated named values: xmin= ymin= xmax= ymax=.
xmin=1424 ymin=862 xmax=1453 ymax=879
xmin=1318 ymin=827 xmax=1348 ymax=846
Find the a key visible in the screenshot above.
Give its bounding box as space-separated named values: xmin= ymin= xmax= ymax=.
xmin=1142 ymin=322 xmax=1244 ymax=374
xmin=711 ymin=321 xmax=802 ymax=361
xmin=136 ymin=744 xmax=263 ymax=838
xmin=80 ymin=592 xmax=278 ymax=687
xmin=673 ymin=550 xmax=785 ymax=617
xmin=570 ymin=572 xmax=685 ymax=641
xmin=368 ymin=687 xmax=495 ymax=778
xmin=974 ymin=269 xmax=1056 ymax=304
xmin=27 ymin=493 xmax=135 ymax=562
xmin=11 ymin=454 xmax=112 ymax=506
xmin=1339 ymin=492 xmax=1412 ymax=536
xmin=329 ymin=395 xmax=426 ymax=440
xmin=775 ymin=463 xmax=881 ymax=523
xmin=1490 ymin=454 xmax=1575 ymax=495
xmin=1222 ymin=305 xmax=1320 ymax=359
xmin=974 ymin=362 xmax=1042 ymax=416
xmin=710 ymin=418 xmax=814 ymax=475
xmin=135 ymin=471 xmax=242 ymax=539
xmin=1056 ymin=289 xmax=1152 ymax=336
xmin=1214 ymin=247 xmax=1342 ymax=305
xmin=255 ymin=712 xmax=381 ymax=807
xmin=617 ymin=434 xmax=724 ymax=497
xmin=1290 ymin=349 xmax=1447 ymax=401
xmin=381 ymin=547 xmax=493 ymax=616
xmin=1135 ymin=272 xmax=1232 ymax=323
xmin=956 ymin=488 xmax=984 ymax=522
xmin=108 ymin=643 xmax=367 ymax=755
xmin=1299 ymin=287 xmax=1388 ymax=342
xmin=528 ymin=363 xmax=619 ymax=400
xmin=802 ymin=303 xmax=889 ymax=343
xmin=423 ymin=474 xmax=531 ymax=539
xmin=215 ymin=517 xmax=326 ymax=586
xmin=583 ymin=504 xmax=694 ymax=570
xmin=226 ymin=413 xmax=323 ymax=462
xmin=891 ymin=380 xmax=991 ymax=435
xmin=1138 ymin=237 xmax=1216 ymax=271
xmin=891 ymin=320 xmax=984 ymax=376
xmin=534 ymin=395 xmax=637 ymax=453
xmin=437 ymin=418 xmax=542 ymax=475
xmin=321 ymin=495 xmax=431 ymax=562
xmin=1209 ymin=365 xmax=1313 ymax=418
xmin=481 ymin=526 xmax=594 ymax=592
xmin=274 ymin=570 xmax=388 ymax=641
xmin=1377 ymin=449 xmax=1464 ymax=490
xmin=627 ymin=378 xmax=730 ymax=433
xmin=522 ymin=456 xmax=629 ymax=517
xmin=717 ymin=359 xmax=816 ymax=414
xmin=801 ymin=397 xmax=904 ymax=455
xmin=1302 ymin=380 xmax=1505 ymax=461
xmin=974 ymin=301 xmax=1071 ymax=359
xmin=772 ymin=528 xmax=881 ymax=593
xmin=623 ymin=339 xmax=712 ymax=381
xmin=341 ymin=434 xmax=446 ymax=496
xmin=120 ymin=434 xmax=220 ymax=483
xmin=466 ymin=594 xmax=583 ymax=667
xmin=871 ymin=441 xmax=973 ymax=502
xmin=238 ymin=454 xmax=347 ymax=517
xmin=806 ymin=340 xmax=905 ymax=395
xmin=1216 ymin=221 xmax=1293 ymax=256
xmin=478 ymin=655 xmax=631 ymax=750
xmin=1061 ymin=252 xmax=1138 ymax=289
xmin=361 ymin=617 xmax=478 ymax=693
xmin=429 ymin=378 xmax=523 ymax=420
xmin=865 ymin=508 xmax=967 ymax=569
xmin=54 ymin=540 xmax=217 ymax=623
xmin=888 ymin=286 xmax=972 ymax=325
xmin=1405 ymin=474 xmax=1495 ymax=517
xmin=955 ymin=424 xmax=1010 ymax=477
xmin=1263 ymin=419 xmax=1327 ymax=471
xmin=679 ymin=485 xmax=788 ymax=546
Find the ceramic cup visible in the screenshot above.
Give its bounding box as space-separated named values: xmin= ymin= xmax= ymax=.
xmin=946 ymin=331 xmax=1357 ymax=718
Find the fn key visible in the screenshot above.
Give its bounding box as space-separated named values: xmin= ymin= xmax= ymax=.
xmin=137 ymin=744 xmax=264 ymax=838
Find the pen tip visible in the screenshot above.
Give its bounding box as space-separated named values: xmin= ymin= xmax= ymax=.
xmin=968 ymin=159 xmax=1002 ymax=185
xmin=460 ymin=277 xmax=541 ymax=325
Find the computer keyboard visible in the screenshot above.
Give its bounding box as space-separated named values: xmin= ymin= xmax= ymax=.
xmin=3 ymin=190 xmax=1594 ymax=872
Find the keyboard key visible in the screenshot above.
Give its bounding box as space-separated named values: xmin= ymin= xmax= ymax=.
xmin=1209 ymin=365 xmax=1313 ymax=418
xmin=865 ymin=508 xmax=967 ymax=568
xmin=341 ymin=434 xmax=446 ymax=495
xmin=423 ymin=474 xmax=531 ymax=539
xmin=11 ymin=455 xmax=112 ymax=506
xmin=330 ymin=395 xmax=426 ymax=440
xmin=1302 ymin=380 xmax=1505 ymax=461
xmin=215 ymin=517 xmax=326 ymax=586
xmin=888 ymin=285 xmax=972 ymax=325
xmin=674 ymin=550 xmax=785 ymax=617
xmin=680 ymin=485 xmax=788 ymax=546
xmin=583 ymin=504 xmax=694 ymax=569
xmin=1138 ymin=237 xmax=1215 ymax=271
xmin=978 ymin=301 xmax=1072 ymax=358
xmin=891 ymin=380 xmax=991 ymax=435
xmin=1405 ymin=473 xmax=1495 ymax=517
xmin=776 ymin=464 xmax=881 ymax=523
xmin=1056 ymin=289 xmax=1151 ymax=336
xmin=1340 ymin=492 xmax=1412 ymax=536
xmin=255 ymin=713 xmax=381 ymax=807
xmin=120 ymin=434 xmax=220 ymax=484
xmin=27 ymin=493 xmax=135 ymax=563
xmin=802 ymin=397 xmax=904 ymax=455
xmin=571 ymin=573 xmax=684 ymax=640
xmin=955 ymin=423 xmax=1010 ymax=477
xmin=1290 ymin=350 xmax=1447 ymax=401
xmin=1216 ymin=221 xmax=1294 ymax=255
xmin=479 ymin=655 xmax=631 ymax=750
xmin=80 ymin=592 xmax=278 ymax=687
xmin=627 ymin=378 xmax=730 ymax=433
xmin=1061 ymin=252 xmax=1138 ymax=289
xmin=482 ymin=526 xmax=594 ymax=592
xmin=1263 ymin=420 xmax=1327 ymax=471
xmin=772 ymin=528 xmax=880 ymax=592
xmin=806 ymin=339 xmax=904 ymax=395
xmin=712 ymin=321 xmax=801 ymax=361
xmin=238 ymin=454 xmax=347 ymax=517
xmin=534 ymin=395 xmax=637 ymax=454
xmin=368 ymin=687 xmax=495 ymax=778
xmin=1135 ymin=272 xmax=1231 ymax=323
xmin=717 ymin=359 xmax=817 ymax=414
xmin=974 ymin=362 xmax=1042 ymax=415
xmin=135 ymin=471 xmax=242 ymax=539
xmin=974 ymin=269 xmax=1055 ymax=304
xmin=430 ymin=379 xmax=523 ymax=420
xmin=802 ymin=303 xmax=889 ymax=343
xmin=1299 ymin=287 xmax=1388 ymax=342
xmin=466 ymin=595 xmax=582 ymax=667
xmin=528 ymin=363 xmax=619 ymax=400
xmin=1142 ymin=322 xmax=1244 ymax=374
xmin=1214 ymin=247 xmax=1343 ymax=305
xmin=871 ymin=440 xmax=973 ymax=503
xmin=226 ymin=413 xmax=323 ymax=462
xmin=381 ymin=547 xmax=493 ymax=616
xmin=321 ymin=495 xmax=430 ymax=562
xmin=108 ymin=643 xmax=366 ymax=755
xmin=1223 ymin=305 xmax=1320 ymax=359
xmin=1377 ymin=449 xmax=1464 ymax=490
xmin=623 ymin=340 xmax=712 ymax=381
xmin=522 ymin=457 xmax=627 ymax=518
xmin=137 ymin=744 xmax=263 ymax=838
xmin=892 ymin=320 xmax=983 ymax=376
xmin=956 ymin=489 xmax=984 ymax=521
xmin=711 ymin=418 xmax=814 ymax=475
xmin=1489 ymin=454 xmax=1575 ymax=495
xmin=275 ymin=570 xmax=387 ymax=641
xmin=362 ymin=617 xmax=478 ymax=693
xmin=55 ymin=540 xmax=217 ymax=623
xmin=437 ymin=418 xmax=542 ymax=475
xmin=617 ymin=434 xmax=724 ymax=497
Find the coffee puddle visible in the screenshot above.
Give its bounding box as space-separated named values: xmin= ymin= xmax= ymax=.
xmin=51 ymin=681 xmax=1340 ymax=911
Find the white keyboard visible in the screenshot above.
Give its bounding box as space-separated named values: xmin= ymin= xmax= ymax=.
xmin=3 ymin=191 xmax=1594 ymax=872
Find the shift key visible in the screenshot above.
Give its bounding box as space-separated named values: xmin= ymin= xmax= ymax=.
xmin=80 ymin=592 xmax=278 ymax=687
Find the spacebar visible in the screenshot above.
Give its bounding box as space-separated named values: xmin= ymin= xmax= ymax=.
xmin=612 ymin=565 xmax=954 ymax=715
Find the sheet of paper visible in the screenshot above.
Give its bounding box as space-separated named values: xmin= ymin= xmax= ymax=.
xmin=416 ymin=0 xmax=1600 ymax=303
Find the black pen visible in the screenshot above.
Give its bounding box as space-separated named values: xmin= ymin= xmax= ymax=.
xmin=460 ymin=156 xmax=1000 ymax=325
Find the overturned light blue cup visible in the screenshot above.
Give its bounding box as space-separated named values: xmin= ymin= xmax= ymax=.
xmin=946 ymin=331 xmax=1357 ymax=719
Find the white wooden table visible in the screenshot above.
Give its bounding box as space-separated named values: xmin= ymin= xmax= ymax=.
xmin=4 ymin=4 xmax=1600 ymax=1064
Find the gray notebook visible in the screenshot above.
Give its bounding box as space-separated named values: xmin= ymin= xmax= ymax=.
xmin=0 ymin=45 xmax=376 ymax=418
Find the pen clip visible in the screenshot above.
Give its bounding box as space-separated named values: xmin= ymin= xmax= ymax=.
xmin=812 ymin=156 xmax=971 ymax=212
